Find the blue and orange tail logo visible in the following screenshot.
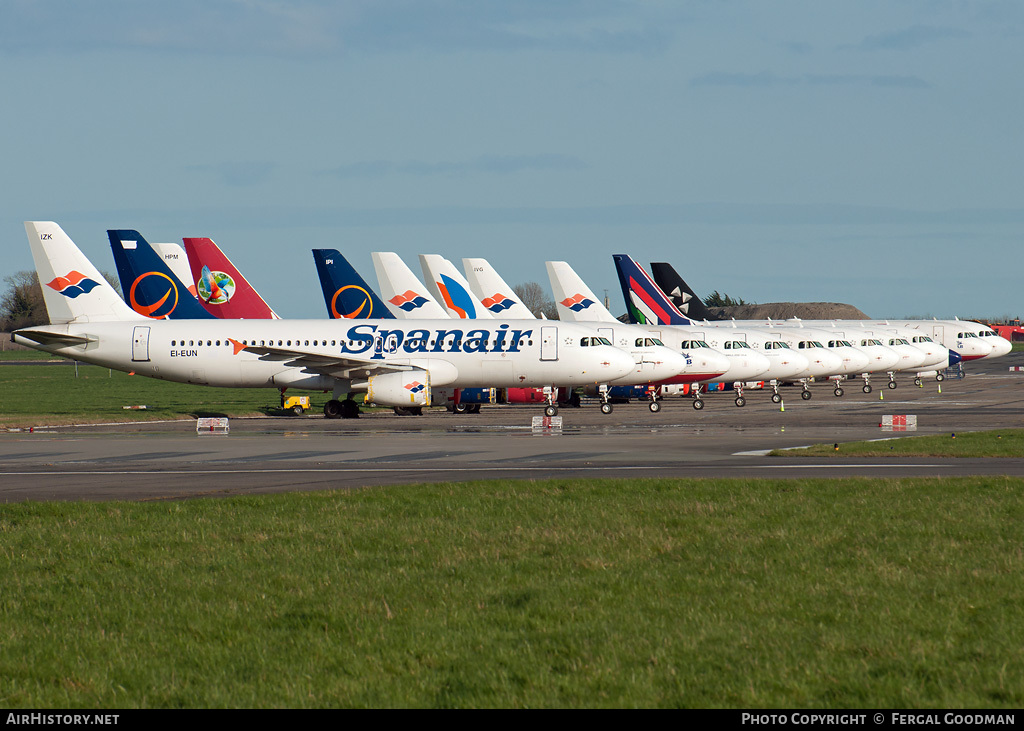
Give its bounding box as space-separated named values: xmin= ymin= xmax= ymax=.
xmin=46 ymin=271 xmax=100 ymax=299
xmin=128 ymin=272 xmax=180 ymax=319
xmin=405 ymin=381 xmax=426 ymax=394
xmin=331 ymin=285 xmax=374 ymax=319
xmin=482 ymin=293 xmax=515 ymax=313
xmin=389 ymin=290 xmax=429 ymax=312
xmin=435 ymin=274 xmax=477 ymax=318
xmin=559 ymin=293 xmax=595 ymax=312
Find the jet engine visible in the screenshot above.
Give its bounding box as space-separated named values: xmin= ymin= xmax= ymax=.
xmin=366 ymin=369 xmax=431 ymax=407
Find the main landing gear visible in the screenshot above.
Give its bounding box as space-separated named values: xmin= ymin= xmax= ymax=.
xmin=324 ymin=398 xmax=360 ymax=419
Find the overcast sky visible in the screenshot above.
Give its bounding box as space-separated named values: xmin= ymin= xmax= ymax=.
xmin=3 ymin=1 xmax=1022 ymax=319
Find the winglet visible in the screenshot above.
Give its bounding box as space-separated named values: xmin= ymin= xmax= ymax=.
xmin=228 ymin=338 xmax=248 ymax=355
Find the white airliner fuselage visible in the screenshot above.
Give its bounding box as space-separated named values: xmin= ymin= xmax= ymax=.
xmin=15 ymin=319 xmax=637 ymax=401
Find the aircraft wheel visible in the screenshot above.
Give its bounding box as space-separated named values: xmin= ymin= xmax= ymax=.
xmin=324 ymin=399 xmax=343 ymax=419
xmin=862 ymin=385 xmax=872 ymax=394
xmin=887 ymin=381 xmax=897 ymax=390
xmin=735 ymin=397 xmax=746 ymax=408
xmin=648 ymin=401 xmax=661 ymax=413
xmin=544 ymin=405 xmax=559 ymax=417
xmin=453 ymin=403 xmax=468 ymax=414
xmin=801 ymin=390 xmax=812 ymax=401
xmin=692 ymin=399 xmax=704 ymax=411
xmin=936 ymin=373 xmax=945 ymax=382
xmin=469 ymin=404 xmax=481 ymax=414
xmin=914 ymin=377 xmax=922 ymax=387
xmin=771 ymin=393 xmax=782 ymax=404
xmin=292 ymin=405 xmax=305 ymax=416
xmin=411 ymin=407 xmax=423 ymax=416
xmin=340 ymin=399 xmax=360 ymax=419
xmin=834 ymin=388 xmax=844 ymax=398
xmin=600 ymin=402 xmax=614 ymax=415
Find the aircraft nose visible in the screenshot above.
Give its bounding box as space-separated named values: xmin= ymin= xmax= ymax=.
xmin=604 ymin=347 xmax=638 ymax=380
xmin=873 ymin=346 xmax=901 ymax=371
xmin=990 ymin=336 xmax=1012 ymax=357
xmin=707 ymin=349 xmax=731 ymax=376
xmin=656 ymin=348 xmax=693 ymax=378
xmin=770 ymin=349 xmax=809 ymax=380
xmin=843 ymin=348 xmax=871 ymax=373
xmin=815 ymin=350 xmax=843 ymax=375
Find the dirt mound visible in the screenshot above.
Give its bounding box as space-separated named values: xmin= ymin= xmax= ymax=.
xmin=707 ymin=303 xmax=869 ymax=321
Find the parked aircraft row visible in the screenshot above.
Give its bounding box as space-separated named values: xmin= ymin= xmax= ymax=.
xmin=13 ymin=222 xmax=1010 ymax=419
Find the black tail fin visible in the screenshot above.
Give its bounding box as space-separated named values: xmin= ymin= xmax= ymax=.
xmin=649 ymin=262 xmax=723 ymax=321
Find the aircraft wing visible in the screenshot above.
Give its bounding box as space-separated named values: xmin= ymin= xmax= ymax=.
xmin=230 ymin=340 xmax=413 ymax=380
xmin=12 ymin=329 xmax=93 ymax=346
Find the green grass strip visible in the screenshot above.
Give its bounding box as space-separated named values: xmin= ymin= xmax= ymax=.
xmin=1 ymin=477 xmax=1022 ymax=708
xmin=775 ymin=429 xmax=1024 ymax=458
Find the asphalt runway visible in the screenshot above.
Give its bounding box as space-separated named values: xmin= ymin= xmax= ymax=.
xmin=2 ymin=353 xmax=1023 ymax=502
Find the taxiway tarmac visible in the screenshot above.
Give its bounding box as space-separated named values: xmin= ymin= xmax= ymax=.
xmin=2 ymin=355 xmax=1022 ymax=502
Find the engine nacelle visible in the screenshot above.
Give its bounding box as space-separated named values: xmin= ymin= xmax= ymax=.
xmin=366 ymin=369 xmax=430 ymax=407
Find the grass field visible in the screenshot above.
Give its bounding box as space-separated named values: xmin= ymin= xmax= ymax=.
xmin=775 ymin=429 xmax=1024 ymax=458
xmin=0 ymin=362 xmax=284 ymax=427
xmin=1 ymin=477 xmax=1022 ymax=708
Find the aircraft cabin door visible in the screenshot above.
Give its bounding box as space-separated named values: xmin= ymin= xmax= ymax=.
xmin=540 ymin=326 xmax=558 ymax=361
xmin=132 ymin=326 xmax=151 ymax=362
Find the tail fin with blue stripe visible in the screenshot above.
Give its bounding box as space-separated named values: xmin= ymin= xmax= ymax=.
xmin=312 ymin=249 xmax=394 ymax=319
xmin=108 ymin=229 xmax=214 ymax=319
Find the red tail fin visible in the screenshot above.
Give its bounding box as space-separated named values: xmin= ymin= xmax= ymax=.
xmin=182 ymin=238 xmax=279 ymax=319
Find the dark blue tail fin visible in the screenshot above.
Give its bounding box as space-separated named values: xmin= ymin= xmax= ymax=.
xmin=649 ymin=262 xmax=722 ymax=321
xmin=312 ymin=249 xmax=394 ymax=319
xmin=612 ymin=254 xmax=691 ymax=326
xmin=108 ymin=230 xmax=215 ymax=319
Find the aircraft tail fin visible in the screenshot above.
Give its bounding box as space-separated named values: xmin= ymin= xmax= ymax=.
xmin=544 ymin=261 xmax=617 ymax=323
xmin=181 ymin=237 xmax=279 ymax=319
xmin=150 ymin=242 xmax=197 ymax=298
xmin=419 ymin=254 xmax=494 ymax=320
xmin=108 ymin=229 xmax=215 ymax=319
xmin=312 ymin=249 xmax=394 ymax=319
xmin=371 ymin=252 xmax=450 ymax=319
xmin=461 ymin=257 xmax=536 ymax=319
xmin=24 ymin=221 xmax=142 ymax=324
xmin=612 ymin=254 xmax=691 ymax=326
xmin=649 ymin=262 xmax=722 ymax=321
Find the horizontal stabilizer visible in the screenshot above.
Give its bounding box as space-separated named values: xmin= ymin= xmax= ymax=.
xmin=12 ymin=329 xmax=93 ymax=346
